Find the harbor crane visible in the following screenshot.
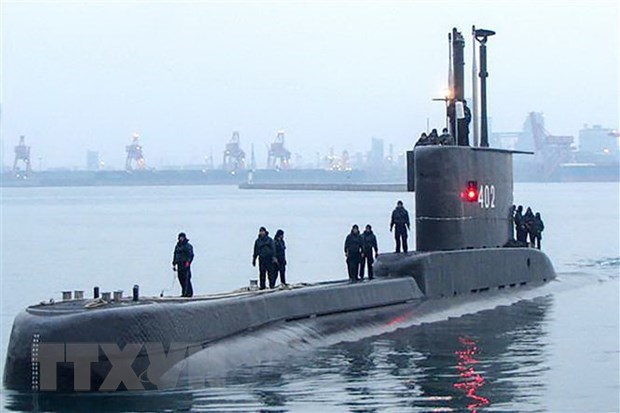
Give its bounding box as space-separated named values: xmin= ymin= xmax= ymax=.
xmin=125 ymin=133 xmax=145 ymax=171
xmin=223 ymin=131 xmax=246 ymax=172
xmin=12 ymin=136 xmax=32 ymax=174
xmin=525 ymin=112 xmax=574 ymax=179
xmin=267 ymin=130 xmax=291 ymax=169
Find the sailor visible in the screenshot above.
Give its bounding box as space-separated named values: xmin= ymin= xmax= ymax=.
xmin=344 ymin=225 xmax=364 ymax=281
xmin=523 ymin=207 xmax=535 ymax=246
xmin=531 ymin=212 xmax=545 ymax=249
xmin=461 ymin=100 xmax=472 ymax=143
xmin=415 ymin=132 xmax=431 ymax=147
xmin=514 ymin=205 xmax=527 ymax=243
xmin=252 ymin=227 xmax=277 ymax=290
xmin=522 ymin=207 xmax=535 ymax=246
xmin=274 ymin=229 xmax=287 ymax=286
xmin=449 ymin=100 xmax=472 ymax=145
xmin=428 ymin=128 xmax=440 ymax=145
xmin=439 ymin=128 xmax=454 ymax=145
xmin=172 ymin=232 xmax=194 ymax=297
xmin=390 ymin=200 xmax=411 ymax=253
xmin=360 ymin=224 xmax=378 ymax=280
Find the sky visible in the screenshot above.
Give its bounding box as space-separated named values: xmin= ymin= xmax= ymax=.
xmin=1 ymin=0 xmax=618 ymax=169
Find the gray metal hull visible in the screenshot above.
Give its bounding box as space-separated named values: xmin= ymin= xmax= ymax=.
xmin=4 ymin=277 xmax=424 ymax=391
xmin=4 ymin=248 xmax=554 ymax=392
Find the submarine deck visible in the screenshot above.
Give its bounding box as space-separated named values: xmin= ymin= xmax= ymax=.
xmin=24 ymin=278 xmax=402 ymax=316
xmin=25 ymin=246 xmax=556 ymax=319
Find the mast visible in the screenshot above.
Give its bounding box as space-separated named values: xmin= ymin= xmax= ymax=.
xmin=450 ymin=28 xmax=468 ymax=146
xmin=471 ymin=26 xmax=480 ymax=147
xmin=448 ymin=32 xmax=453 ymax=96
xmin=452 ymin=28 xmax=465 ymax=103
xmin=474 ymin=28 xmax=496 ymax=148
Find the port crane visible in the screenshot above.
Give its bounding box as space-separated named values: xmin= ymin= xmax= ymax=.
xmin=524 ymin=112 xmax=574 ymax=179
xmin=12 ymin=136 xmax=31 ymax=175
xmin=267 ymin=130 xmax=291 ymax=169
xmin=222 ymin=131 xmax=246 ymax=172
xmin=125 ymin=133 xmax=145 ymax=171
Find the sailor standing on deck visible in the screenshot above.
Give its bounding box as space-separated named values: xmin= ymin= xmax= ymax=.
xmin=360 ymin=224 xmax=378 ymax=280
xmin=514 ymin=205 xmax=527 ymax=243
xmin=274 ymin=229 xmax=287 ymax=286
xmin=390 ymin=200 xmax=411 ymax=253
xmin=172 ymin=232 xmax=194 ymax=297
xmin=344 ymin=225 xmax=364 ymax=282
xmin=531 ymin=213 xmax=545 ymax=250
xmin=253 ymin=227 xmax=277 ymax=290
xmin=523 ymin=207 xmax=536 ymax=246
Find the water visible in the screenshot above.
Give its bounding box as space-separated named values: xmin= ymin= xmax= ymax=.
xmin=1 ymin=183 xmax=618 ymax=412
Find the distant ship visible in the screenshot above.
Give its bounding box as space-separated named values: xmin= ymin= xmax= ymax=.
xmin=4 ymin=26 xmax=556 ymax=393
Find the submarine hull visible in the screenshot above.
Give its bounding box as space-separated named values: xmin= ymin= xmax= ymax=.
xmin=4 ymin=277 xmax=425 ymax=392
xmin=4 ymin=248 xmax=554 ymax=392
xmin=4 ymin=27 xmax=558 ymax=394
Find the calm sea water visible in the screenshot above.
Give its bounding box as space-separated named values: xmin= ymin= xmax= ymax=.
xmin=1 ymin=183 xmax=619 ymax=412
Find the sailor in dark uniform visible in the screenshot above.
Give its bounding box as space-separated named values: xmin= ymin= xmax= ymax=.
xmin=461 ymin=100 xmax=472 ymax=144
xmin=390 ymin=200 xmax=411 ymax=253
xmin=274 ymin=229 xmax=287 ymax=286
xmin=531 ymin=212 xmax=545 ymax=249
xmin=253 ymin=227 xmax=276 ymax=289
xmin=428 ymin=128 xmax=440 ymax=145
xmin=439 ymin=128 xmax=454 ymax=145
xmin=448 ymin=100 xmax=472 ymax=145
xmin=415 ymin=132 xmax=431 ymax=147
xmin=523 ymin=207 xmax=535 ymax=246
xmin=360 ymin=224 xmax=378 ymax=280
xmin=514 ymin=205 xmax=527 ymax=243
xmin=172 ymin=232 xmax=194 ymax=297
xmin=344 ymin=225 xmax=364 ymax=281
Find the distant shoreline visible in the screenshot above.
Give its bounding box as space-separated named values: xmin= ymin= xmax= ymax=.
xmin=239 ymin=183 xmax=407 ymax=192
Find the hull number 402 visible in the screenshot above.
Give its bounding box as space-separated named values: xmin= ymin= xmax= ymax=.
xmin=478 ymin=184 xmax=495 ymax=208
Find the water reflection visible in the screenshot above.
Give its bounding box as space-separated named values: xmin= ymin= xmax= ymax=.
xmin=5 ymin=296 xmax=552 ymax=412
xmin=454 ymin=337 xmax=489 ymax=412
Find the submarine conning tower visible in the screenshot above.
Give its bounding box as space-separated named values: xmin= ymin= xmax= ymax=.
xmin=411 ymin=146 xmax=514 ymax=251
xmin=408 ymin=26 xmax=522 ymax=252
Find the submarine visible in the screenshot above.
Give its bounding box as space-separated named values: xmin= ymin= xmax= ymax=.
xmin=3 ymin=27 xmax=556 ymax=393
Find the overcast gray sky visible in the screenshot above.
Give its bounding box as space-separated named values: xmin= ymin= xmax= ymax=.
xmin=1 ymin=0 xmax=618 ymax=169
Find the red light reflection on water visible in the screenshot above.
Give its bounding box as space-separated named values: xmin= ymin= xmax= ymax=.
xmin=385 ymin=310 xmax=415 ymax=327
xmin=386 ymin=315 xmax=407 ymax=327
xmin=453 ymin=336 xmax=490 ymax=412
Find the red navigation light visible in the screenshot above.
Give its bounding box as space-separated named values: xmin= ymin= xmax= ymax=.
xmin=461 ymin=180 xmax=478 ymax=202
